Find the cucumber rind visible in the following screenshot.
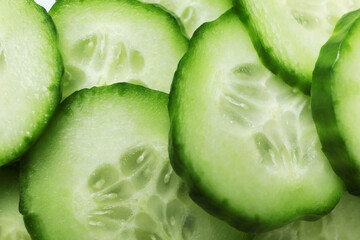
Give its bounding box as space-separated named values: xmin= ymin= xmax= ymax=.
xmin=21 ymin=83 xmax=251 ymax=240
xmin=169 ymin=9 xmax=343 ymax=233
xmin=49 ymin=0 xmax=188 ymax=98
xmin=20 ymin=83 xmax=169 ymax=240
xmin=233 ymin=1 xmax=310 ymax=95
xmin=168 ymin=21 xmax=260 ymax=230
xmin=312 ymin=9 xmax=360 ymax=195
xmin=50 ymin=0 xmax=185 ymax=32
xmin=139 ymin=0 xmax=233 ymax=38
xmin=138 ymin=2 xmax=188 ymax=38
xmin=0 ymin=0 xmax=63 ymax=166
xmin=168 ymin=14 xmax=278 ymax=233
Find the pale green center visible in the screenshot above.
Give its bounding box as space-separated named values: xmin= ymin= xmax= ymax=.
xmin=287 ymin=0 xmax=360 ymax=32
xmin=75 ymin=144 xmax=197 ymax=240
xmin=220 ymin=63 xmax=317 ymax=176
xmin=62 ymin=34 xmax=146 ymax=99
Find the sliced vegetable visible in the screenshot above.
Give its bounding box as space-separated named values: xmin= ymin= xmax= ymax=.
xmin=312 ymin=9 xmax=360 ymax=195
xmin=139 ymin=0 xmax=232 ymax=37
xmin=169 ymin=10 xmax=343 ymax=232
xmin=50 ymin=0 xmax=188 ymax=99
xmin=0 ymin=0 xmax=62 ymax=166
xmin=20 ymin=83 xmax=252 ymax=240
xmin=235 ymin=0 xmax=360 ymax=94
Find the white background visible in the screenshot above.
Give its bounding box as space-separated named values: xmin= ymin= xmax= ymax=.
xmin=35 ymin=0 xmax=55 ymax=11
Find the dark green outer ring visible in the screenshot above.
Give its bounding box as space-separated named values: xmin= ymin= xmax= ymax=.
xmin=20 ymin=83 xmax=169 ymax=240
xmin=49 ymin=0 xmax=188 ymax=46
xmin=234 ymin=0 xmax=311 ymax=95
xmin=0 ymin=0 xmax=63 ymax=167
xmin=311 ymin=9 xmax=360 ymax=195
xmin=169 ymin=11 xmax=260 ymax=232
xmin=168 ymin=10 xmax=333 ymax=234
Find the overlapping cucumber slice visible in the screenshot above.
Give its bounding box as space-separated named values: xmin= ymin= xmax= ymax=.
xmin=50 ymin=0 xmax=188 ymax=99
xmin=0 ymin=166 xmax=30 ymax=240
xmin=20 ymin=83 xmax=251 ymax=240
xmin=255 ymin=193 xmax=360 ymax=240
xmin=169 ymin=10 xmax=343 ymax=232
xmin=312 ymin=9 xmax=360 ymax=195
xmin=235 ymin=0 xmax=360 ymax=94
xmin=139 ymin=0 xmax=232 ymax=37
xmin=0 ymin=0 xmax=62 ymax=166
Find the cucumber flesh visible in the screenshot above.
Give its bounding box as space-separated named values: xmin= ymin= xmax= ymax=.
xmin=50 ymin=0 xmax=188 ymax=99
xmin=255 ymin=193 xmax=360 ymax=240
xmin=20 ymin=83 xmax=252 ymax=240
xmin=0 ymin=0 xmax=62 ymax=166
xmin=235 ymin=0 xmax=360 ymax=94
xmin=312 ymin=9 xmax=360 ymax=195
xmin=169 ymin=10 xmax=343 ymax=232
xmin=0 ymin=166 xmax=30 ymax=240
xmin=139 ymin=0 xmax=232 ymax=37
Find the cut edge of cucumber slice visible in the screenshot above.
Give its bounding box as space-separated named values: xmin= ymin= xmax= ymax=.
xmin=20 ymin=83 xmax=252 ymax=240
xmin=312 ymin=9 xmax=360 ymax=195
xmin=0 ymin=0 xmax=63 ymax=166
xmin=139 ymin=1 xmax=188 ymax=38
xmin=169 ymin=9 xmax=343 ymax=233
xmin=139 ymin=0 xmax=233 ymax=38
xmin=49 ymin=0 xmax=188 ymax=98
xmin=233 ymin=1 xmax=311 ymax=95
xmin=170 ymin=117 xmax=316 ymax=233
xmin=19 ymin=83 xmax=168 ymax=239
xmin=51 ymin=0 xmax=187 ymax=39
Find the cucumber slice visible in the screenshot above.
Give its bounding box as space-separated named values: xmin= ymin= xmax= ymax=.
xmin=20 ymin=83 xmax=252 ymax=240
xmin=0 ymin=166 xmax=30 ymax=240
xmin=139 ymin=0 xmax=232 ymax=37
xmin=0 ymin=0 xmax=62 ymax=166
xmin=50 ymin=0 xmax=188 ymax=99
xmin=312 ymin=9 xmax=360 ymax=195
xmin=254 ymin=192 xmax=360 ymax=240
xmin=169 ymin=10 xmax=343 ymax=233
xmin=235 ymin=0 xmax=360 ymax=94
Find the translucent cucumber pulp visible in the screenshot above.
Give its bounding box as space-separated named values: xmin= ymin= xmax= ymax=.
xmin=0 ymin=0 xmax=62 ymax=166
xmin=50 ymin=0 xmax=188 ymax=99
xmin=169 ymin=10 xmax=343 ymax=232
xmin=20 ymin=83 xmax=251 ymax=240
xmin=139 ymin=0 xmax=232 ymax=37
xmin=235 ymin=0 xmax=360 ymax=93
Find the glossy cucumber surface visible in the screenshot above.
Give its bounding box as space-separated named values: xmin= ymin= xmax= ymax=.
xmin=235 ymin=0 xmax=360 ymax=94
xmin=0 ymin=0 xmax=62 ymax=166
xmin=312 ymin=9 xmax=360 ymax=195
xmin=169 ymin=10 xmax=343 ymax=232
xmin=20 ymin=83 xmax=252 ymax=240
xmin=50 ymin=0 xmax=188 ymax=99
xmin=139 ymin=0 xmax=232 ymax=37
